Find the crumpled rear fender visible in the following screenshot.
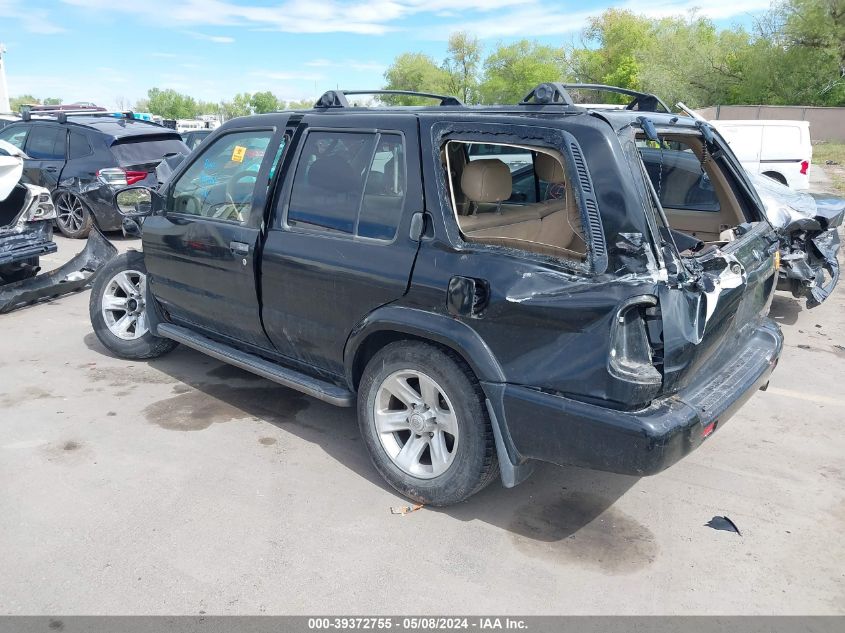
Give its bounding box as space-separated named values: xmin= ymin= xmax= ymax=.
xmin=0 ymin=227 xmax=118 ymax=314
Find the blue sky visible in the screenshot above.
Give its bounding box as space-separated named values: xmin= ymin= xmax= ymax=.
xmin=2 ymin=0 xmax=772 ymax=109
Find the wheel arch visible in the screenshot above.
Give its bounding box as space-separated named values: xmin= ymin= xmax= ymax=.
xmin=761 ymin=170 xmax=788 ymax=186
xmin=344 ymin=305 xmax=506 ymax=392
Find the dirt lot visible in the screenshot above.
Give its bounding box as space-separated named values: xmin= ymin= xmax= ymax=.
xmin=1 ymin=179 xmax=844 ymax=614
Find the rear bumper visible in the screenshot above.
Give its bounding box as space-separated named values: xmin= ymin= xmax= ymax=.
xmin=0 ymin=221 xmax=57 ymax=268
xmin=486 ymin=318 xmax=783 ymax=477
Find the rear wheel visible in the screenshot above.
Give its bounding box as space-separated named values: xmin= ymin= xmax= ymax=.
xmin=54 ymin=191 xmax=93 ymax=239
xmin=358 ymin=341 xmax=498 ymax=506
xmin=89 ymin=251 xmax=178 ymax=359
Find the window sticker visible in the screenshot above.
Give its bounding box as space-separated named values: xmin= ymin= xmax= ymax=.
xmin=231 ymin=146 xmax=247 ymax=163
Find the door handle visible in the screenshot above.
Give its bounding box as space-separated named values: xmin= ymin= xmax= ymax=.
xmin=229 ymin=241 xmax=250 ymax=256
xmin=45 ymin=166 xmax=58 ymax=172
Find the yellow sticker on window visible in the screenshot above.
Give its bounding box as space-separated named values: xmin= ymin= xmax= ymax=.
xmin=231 ymin=146 xmax=247 ymax=163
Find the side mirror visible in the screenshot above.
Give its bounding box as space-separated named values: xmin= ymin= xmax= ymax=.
xmin=114 ymin=186 xmax=160 ymax=218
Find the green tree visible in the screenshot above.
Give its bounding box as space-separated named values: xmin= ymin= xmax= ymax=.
xmin=250 ymin=91 xmax=281 ymax=113
xmin=222 ymin=92 xmax=253 ymax=119
xmin=478 ymin=40 xmax=566 ymax=105
xmin=383 ymin=53 xmax=451 ymax=104
xmin=443 ymin=31 xmax=482 ymax=103
xmin=284 ymin=99 xmax=314 ymax=110
xmin=780 ymin=0 xmax=845 ymax=104
xmin=42 ymin=97 xmax=62 ymax=105
xmin=10 ymin=94 xmax=39 ymax=111
xmin=146 ymin=88 xmax=198 ymax=119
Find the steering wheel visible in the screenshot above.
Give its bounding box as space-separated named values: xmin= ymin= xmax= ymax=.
xmin=225 ymin=169 xmax=258 ymax=203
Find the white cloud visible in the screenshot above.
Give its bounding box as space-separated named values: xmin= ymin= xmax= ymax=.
xmin=305 ymin=59 xmax=386 ymax=73
xmin=184 ymin=30 xmax=235 ymax=44
xmin=0 ymin=0 xmax=65 ymax=34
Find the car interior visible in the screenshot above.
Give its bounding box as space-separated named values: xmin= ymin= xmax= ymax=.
xmin=443 ymin=140 xmax=587 ymax=262
xmin=638 ymin=134 xmax=749 ymax=245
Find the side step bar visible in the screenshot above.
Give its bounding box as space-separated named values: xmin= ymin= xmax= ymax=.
xmin=157 ymin=323 xmax=355 ymax=407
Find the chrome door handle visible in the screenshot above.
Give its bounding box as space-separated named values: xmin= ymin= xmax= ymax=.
xmin=229 ymin=241 xmax=249 ymax=255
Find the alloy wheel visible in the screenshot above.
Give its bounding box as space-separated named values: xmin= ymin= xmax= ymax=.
xmin=55 ymin=192 xmax=87 ymax=233
xmin=373 ymin=369 xmax=459 ymax=479
xmin=101 ymin=269 xmax=149 ymax=340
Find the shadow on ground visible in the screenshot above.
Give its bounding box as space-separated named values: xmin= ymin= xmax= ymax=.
xmin=84 ymin=334 xmax=646 ymax=562
xmin=768 ymin=294 xmax=803 ymax=325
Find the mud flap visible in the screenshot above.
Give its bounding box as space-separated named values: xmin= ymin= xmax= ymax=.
xmin=0 ymin=227 xmax=117 ymax=314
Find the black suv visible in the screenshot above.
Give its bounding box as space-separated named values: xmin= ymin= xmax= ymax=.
xmin=0 ymin=112 xmax=188 ymax=238
xmin=89 ymin=85 xmax=783 ymax=506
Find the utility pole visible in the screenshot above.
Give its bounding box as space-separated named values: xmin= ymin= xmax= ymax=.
xmin=0 ymin=43 xmax=10 ymax=113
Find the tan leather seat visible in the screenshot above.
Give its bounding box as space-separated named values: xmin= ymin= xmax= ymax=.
xmin=460 ymin=159 xmax=512 ymax=206
xmin=533 ymin=152 xmax=585 ymax=253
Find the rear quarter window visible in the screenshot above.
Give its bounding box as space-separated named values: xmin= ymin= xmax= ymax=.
xmin=68 ymin=131 xmax=93 ymax=159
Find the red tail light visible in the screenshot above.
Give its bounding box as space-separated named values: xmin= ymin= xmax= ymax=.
xmin=97 ymin=168 xmax=149 ymax=186
xmin=800 ymin=160 xmax=809 ymax=175
xmin=125 ymin=170 xmax=148 ymax=185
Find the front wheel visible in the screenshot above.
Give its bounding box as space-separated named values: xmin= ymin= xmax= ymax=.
xmin=89 ymin=251 xmax=178 ymax=359
xmin=357 ymin=341 xmax=498 ymax=506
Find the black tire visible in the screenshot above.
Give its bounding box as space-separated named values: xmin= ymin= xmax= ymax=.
xmin=357 ymin=341 xmax=498 ymax=506
xmin=54 ymin=191 xmax=93 ymax=239
xmin=0 ymin=257 xmax=39 ymax=283
xmin=89 ymin=250 xmax=178 ymax=360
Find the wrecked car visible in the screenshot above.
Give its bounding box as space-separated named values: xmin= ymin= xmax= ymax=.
xmin=0 ymin=140 xmax=57 ymax=283
xmin=0 ymin=139 xmax=116 ymax=314
xmin=746 ymin=171 xmax=843 ymax=307
xmin=88 ymin=84 xmax=783 ymax=506
xmin=0 ymin=110 xmax=188 ymax=238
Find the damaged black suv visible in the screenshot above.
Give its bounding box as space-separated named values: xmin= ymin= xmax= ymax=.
xmin=89 ymin=85 xmax=783 ymax=506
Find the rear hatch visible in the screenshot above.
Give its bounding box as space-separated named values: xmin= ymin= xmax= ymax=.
xmin=635 ymin=124 xmax=780 ymax=395
xmin=109 ymin=134 xmax=189 ymax=185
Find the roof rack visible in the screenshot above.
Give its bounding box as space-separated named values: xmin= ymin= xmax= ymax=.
xmin=520 ymin=83 xmax=670 ymax=112
xmin=20 ymin=108 xmax=142 ymax=124
xmin=314 ymin=89 xmax=463 ymax=108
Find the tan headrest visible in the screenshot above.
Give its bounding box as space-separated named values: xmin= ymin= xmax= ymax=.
xmin=535 ymin=153 xmax=565 ymax=183
xmin=461 ymin=159 xmax=512 ymax=203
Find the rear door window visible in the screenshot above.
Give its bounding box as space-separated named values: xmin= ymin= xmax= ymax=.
xmin=25 ymin=126 xmax=66 ymax=160
xmin=286 ymin=130 xmax=406 ymax=241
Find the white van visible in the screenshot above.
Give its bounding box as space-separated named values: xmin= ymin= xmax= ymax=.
xmin=710 ymin=120 xmax=812 ymax=190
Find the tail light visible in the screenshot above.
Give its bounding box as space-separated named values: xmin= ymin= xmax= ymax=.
xmin=800 ymin=160 xmax=809 ymax=175
xmin=96 ymin=168 xmax=148 ymax=186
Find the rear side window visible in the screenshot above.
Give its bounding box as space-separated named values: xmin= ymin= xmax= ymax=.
xmin=68 ymin=131 xmax=93 ymax=159
xmin=0 ymin=125 xmax=29 ymax=150
xmin=110 ymin=135 xmax=188 ymax=166
xmin=287 ymin=130 xmax=406 ymax=241
xmin=25 ymin=126 xmax=66 ymax=160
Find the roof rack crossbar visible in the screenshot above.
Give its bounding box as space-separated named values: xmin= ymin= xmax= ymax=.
xmin=314 ymin=89 xmax=463 ymax=108
xmin=20 ymin=109 xmax=140 ymax=123
xmin=556 ymin=84 xmax=671 ymax=112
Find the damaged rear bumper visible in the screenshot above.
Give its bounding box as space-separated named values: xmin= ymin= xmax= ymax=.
xmin=0 ymin=220 xmax=57 ymax=268
xmin=0 ymin=227 xmax=117 ymax=314
xmin=485 ymin=318 xmax=782 ymax=477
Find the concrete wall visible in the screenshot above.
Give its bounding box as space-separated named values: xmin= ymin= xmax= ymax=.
xmin=697 ymin=105 xmax=845 ymax=142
